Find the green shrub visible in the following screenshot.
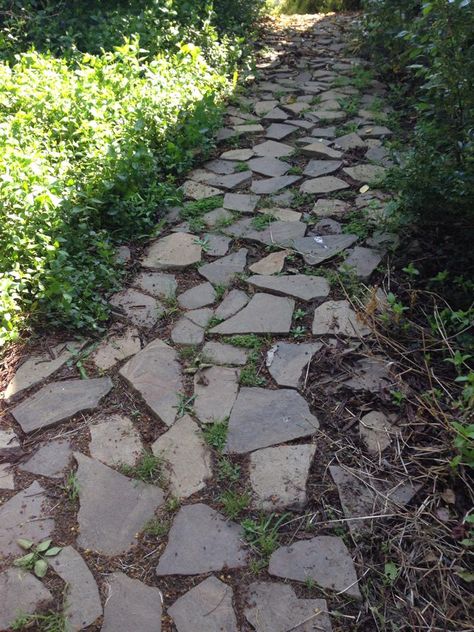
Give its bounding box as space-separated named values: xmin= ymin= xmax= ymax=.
xmin=279 ymin=0 xmax=361 ymax=13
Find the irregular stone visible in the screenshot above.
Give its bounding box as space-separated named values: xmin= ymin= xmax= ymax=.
xmin=11 ymin=378 xmax=113 ymax=434
xmin=262 ymin=107 xmax=290 ymax=121
xmin=303 ymin=159 xmax=342 ymax=177
xmin=0 ymin=428 xmax=20 ymax=454
xmin=300 ymin=141 xmax=342 ymax=159
xmin=266 ymin=123 xmax=296 ymax=140
xmin=312 ymin=198 xmax=350 ymax=218
xmin=0 ymin=568 xmax=53 ymax=631
xmin=253 ymin=140 xmax=294 ymax=158
xmin=75 ymin=452 xmax=164 ymax=555
xmin=311 ymin=126 xmax=336 ymax=138
xmin=223 ymin=193 xmax=259 ymax=214
xmin=341 ymin=246 xmax=383 ymax=280
xmin=178 ymin=282 xmax=216 ymax=309
xmin=360 ymin=411 xmax=395 ymax=454
xmin=221 ymin=148 xmax=254 ymax=161
xmin=282 ymin=101 xmax=311 ymax=115
xmin=4 ymin=341 xmax=83 ymax=402
xmin=204 ymin=234 xmax=231 ymax=257
xmin=266 ymin=342 xmax=322 ymax=388
xmin=181 ymin=180 xmax=222 ymax=199
xmin=365 ymin=145 xmax=392 ymax=166
xmin=203 ymin=207 xmax=233 ymax=227
xmin=234 ymin=123 xmax=264 ymax=134
xmin=186 ymin=307 xmax=213 ymax=327
xmin=116 ymin=245 xmax=131 ymax=264
xmin=141 ymin=233 xmax=202 ymax=270
xmin=300 ymin=176 xmax=349 ymax=194
xmin=224 ymin=218 xmax=306 ymax=248
xmin=89 ymin=415 xmax=143 ymax=467
xmin=248 ymin=274 xmax=329 ymax=301
xmin=296 ymin=135 xmax=331 ymax=147
xmin=132 ymin=271 xmax=177 ymax=298
xmin=48 ymin=546 xmax=102 ymax=630
xmin=343 ymin=164 xmax=386 ymax=183
xmin=259 ymin=207 xmax=302 ymax=222
xmin=225 ymin=387 xmax=319 ymax=454
xmin=0 ymin=463 xmax=14 ymax=489
xmin=155 ymin=504 xmax=247 ymax=575
xmin=245 ymin=582 xmax=332 ymax=632
xmin=255 ymin=100 xmax=279 ymax=116
xmin=169 ymin=576 xmax=238 ymax=632
xmin=91 ymin=327 xmax=141 ymax=371
xmin=202 ymin=341 xmax=248 ymax=366
xmin=204 ymin=159 xmax=238 ymax=175
xmin=248 ymin=157 xmax=291 ymax=179
xmin=250 ymin=444 xmax=316 ymax=510
xmin=334 ymin=132 xmax=366 ymax=151
xmin=314 ymin=218 xmax=343 ymax=235
xmin=0 ymin=481 xmax=54 ymax=557
xmin=21 ymin=439 xmax=71 ymax=478
xmin=211 ymin=294 xmax=294 ymax=335
xmin=198 ymin=248 xmax=248 ymax=286
xmin=216 ymin=127 xmax=238 ymax=141
xmin=312 ymin=300 xmax=370 ymax=338
xmin=271 ymin=189 xmax=294 ymax=205
xmin=120 ymin=339 xmax=182 ymax=426
xmin=342 ymin=357 xmax=392 ymax=392
xmin=110 ymin=288 xmax=163 ymax=329
xmin=293 ymin=234 xmax=358 ymax=266
xmin=171 ymin=317 xmax=205 ymax=346
xmin=268 ymin=536 xmax=361 ymax=598
xmin=359 ymin=125 xmax=393 ymax=138
xmin=102 ymin=572 xmax=162 ymax=632
xmin=307 ymin=109 xmax=346 ymax=121
xmin=194 ymin=366 xmax=240 ymax=424
xmin=152 ymin=415 xmax=212 ymax=498
xmin=215 ymin=289 xmax=249 ymax=320
xmin=205 ymin=171 xmax=252 ymax=190
xmin=249 ymin=250 xmax=288 ymax=275
xmin=251 ymin=175 xmax=301 ymax=195
xmin=286 ymin=118 xmax=314 ymax=129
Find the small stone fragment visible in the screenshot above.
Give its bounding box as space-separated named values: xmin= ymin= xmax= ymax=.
xmin=359 ymin=125 xmax=393 ymax=138
xmin=141 ymin=233 xmax=202 ymax=270
xmin=21 ymin=439 xmax=71 ymax=478
xmin=211 ymin=294 xmax=294 ymax=335
xmin=342 ymin=357 xmax=392 ymax=392
xmin=202 ymin=341 xmax=248 ymax=366
xmin=178 ymin=282 xmax=216 ymax=309
xmin=194 ymin=366 xmax=240 ymax=424
xmin=89 ymin=415 xmax=143 ymax=467
xmin=91 ymin=327 xmax=141 ymax=371
xmin=102 ymin=572 xmax=162 ymax=632
xmin=300 ymin=176 xmax=349 ymax=194
xmin=266 ymin=341 xmax=322 ymax=388
xmin=198 ymin=248 xmax=248 ymax=286
xmin=171 ymin=317 xmax=205 ymax=346
xmin=312 ymin=300 xmax=370 ymax=338
xmin=223 ymin=193 xmax=259 ymax=214
xmin=110 ymin=288 xmax=163 ymax=329
xmin=0 ymin=463 xmax=14 ymax=489
xmin=360 ymin=411 xmax=395 ymax=453
xmin=0 ymin=569 xmax=53 ymax=631
xmin=215 ymin=289 xmax=249 ymax=320
xmin=341 ymin=246 xmax=383 ymax=280
xmin=132 ymin=271 xmax=177 ymax=298
xmin=248 ymin=274 xmax=329 ymax=301
xmin=249 ymin=250 xmax=288 ymax=275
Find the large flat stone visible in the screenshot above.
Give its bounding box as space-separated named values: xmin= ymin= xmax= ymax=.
xmin=178 ymin=282 xmax=216 ymax=309
xmin=171 ymin=317 xmax=205 ymax=346
xmin=75 ymin=452 xmax=164 ymax=555
xmin=20 ymin=439 xmax=71 ymax=478
xmin=11 ymin=378 xmax=113 ymax=434
xmin=343 ymin=164 xmax=386 ymax=183
xmin=110 ymin=288 xmax=163 ymax=329
xmin=300 ymin=176 xmax=350 ymax=194
xmin=253 ymin=140 xmax=294 ymax=158
xmin=312 ymin=300 xmax=371 ymax=337
xmin=0 ymin=568 xmax=53 ymax=631
xmin=181 ymin=180 xmax=222 ymax=200
xmin=224 ymin=218 xmax=306 ymax=248
xmin=204 ymin=159 xmax=238 ymax=174
xmin=251 ymin=175 xmax=301 ymax=195
xmin=248 ymin=157 xmax=290 ymax=177
xmin=141 ymin=233 xmax=202 ymax=270
xmin=312 ymin=198 xmax=350 ymax=218
xmin=303 ymin=160 xmax=342 ymax=178
xmin=155 ymin=504 xmax=248 ymax=575
xmin=132 ymin=271 xmax=177 ymax=298
xmin=266 ymin=342 xmax=322 ymax=388
xmin=89 ymin=414 xmax=143 ymax=467
xmin=215 ymin=289 xmax=249 ymax=320
xmin=169 ymin=576 xmax=238 ymax=632
xmin=334 ymin=132 xmax=366 ymax=151
xmin=266 ymin=123 xmax=297 ymax=140
xmin=292 ymin=234 xmax=358 ymax=265
xmin=0 ymin=481 xmax=54 ymax=557
xmin=0 ymin=428 xmax=20 ymax=455
xmin=269 ymin=536 xmax=361 ymax=598
xmin=342 ymin=357 xmax=392 ymax=392
xmin=341 ymin=246 xmax=383 ymax=280
xmin=262 ymin=107 xmax=290 ymax=121
xmin=204 ymin=234 xmax=231 ymax=257
xmin=300 ymin=141 xmax=342 ymax=159
xmin=205 ymin=171 xmax=252 ymax=190
xmin=255 ymin=100 xmax=279 ymax=116
xmin=120 ymin=339 xmax=182 ymax=427
xmin=223 ymin=192 xmax=259 ymax=214
xmin=221 ymin=148 xmax=254 ymax=161
xmin=249 ymin=250 xmax=288 ymax=275
xmin=202 ymin=207 xmax=233 ymax=227
xmin=91 ymin=327 xmax=141 ymax=371
xmin=102 ymin=573 xmax=162 ymax=632
xmin=194 ymin=366 xmax=240 ymax=424
xmin=211 ymin=294 xmax=294 ymax=335
xmin=225 ymin=387 xmax=319 ymax=454
xmin=198 ymin=248 xmax=248 ymax=286
xmin=202 ymin=341 xmax=248 ymax=366
xmin=247 ymin=274 xmax=329 ymax=301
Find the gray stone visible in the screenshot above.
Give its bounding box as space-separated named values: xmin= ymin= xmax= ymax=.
xmin=204 ymin=234 xmax=231 ymax=257
xmin=293 ymin=234 xmax=358 ymax=266
xmin=245 ymin=582 xmax=332 ymax=632
xmin=248 ymin=156 xmax=290 ymax=177
xmin=360 ymin=411 xmax=395 ymax=454
xmin=311 ymin=126 xmax=336 ymax=138
xmin=300 ymin=141 xmax=342 ymax=159
xmin=116 ymin=245 xmax=131 ymax=264
xmin=120 ymin=339 xmax=182 ymax=426
xmin=0 ymin=568 xmax=53 ymax=631
xmin=194 ymin=366 xmax=240 ymax=424
xmin=268 ymin=536 xmax=361 ymax=598
xmin=359 ymin=125 xmax=393 ymax=138
xmin=48 ymin=546 xmax=102 ymax=630
xmin=282 ymin=102 xmax=311 ymax=115
xmin=198 ymin=248 xmax=248 ymax=286
xmin=341 ymin=246 xmax=383 ymax=280
xmin=21 ymin=439 xmax=71 ymax=478
xmin=181 ymin=180 xmax=221 ymax=200
xmin=0 ymin=481 xmax=54 ymax=557
xmin=224 ymin=218 xmax=306 ymax=248
xmin=251 ymin=175 xmax=301 ymax=195
xmin=11 ymin=378 xmax=113 ymax=434
xmin=234 ymin=123 xmax=264 ymax=134
xmin=215 ymin=289 xmax=249 ymax=320
xmin=204 ymin=159 xmax=238 ymax=174
xmin=307 ymin=110 xmax=346 ymax=122
xmin=303 ymin=160 xmax=342 ymax=178
xmin=171 ymin=317 xmax=205 ymax=346
xmin=205 ymin=171 xmax=252 ymax=190
xmin=221 ymin=148 xmax=254 ymax=161
xmin=202 ymin=341 xmax=248 ymax=366
xmin=225 ymin=387 xmax=319 ymax=454
xmin=342 ymin=357 xmax=392 ymax=392
xmin=334 ymin=132 xmax=366 ymax=150
xmin=211 ymin=294 xmax=294 ymax=335
xmin=343 ymin=164 xmax=386 ymax=183
xmin=202 ymin=207 xmax=233 ymax=227
xmin=365 ymin=146 xmax=392 ymax=166
xmin=169 ymin=576 xmax=238 ymax=632
xmin=253 ymin=140 xmax=294 ymax=158
xmin=110 ymin=288 xmax=163 ymax=329
xmin=300 ymin=176 xmax=349 ymax=194
xmin=223 ymin=193 xmax=259 ymax=214
xmin=266 ymin=123 xmax=296 ymax=140
xmin=178 ymin=282 xmax=216 ymax=309
xmin=287 ymin=118 xmax=314 ymax=130
xmin=0 ymin=428 xmax=20 ymax=453
xmin=155 ymin=504 xmax=248 ymax=575
xmin=248 ymin=274 xmax=329 ymax=301
xmin=312 ymin=300 xmax=371 ymax=338
xmin=75 ymin=452 xmax=164 ymax=555
xmin=102 ymin=572 xmax=162 ymax=632
xmin=262 ymin=107 xmax=290 ymax=121
xmin=249 ymin=250 xmax=288 ymax=275
xmin=312 ymin=198 xmax=350 ymax=218
xmin=141 ymin=233 xmax=202 ymax=270
xmin=0 ymin=463 xmax=14 ymax=489
xmin=89 ymin=415 xmax=143 ymax=467
xmin=91 ymin=327 xmax=141 ymax=371
xmin=152 ymin=415 xmax=212 ymax=498
xmin=255 ymin=100 xmax=279 ymax=116
xmin=250 ymin=444 xmax=316 ymax=510
xmin=266 ymin=342 xmax=322 ymax=388
xmin=132 ymin=271 xmax=177 ymax=298
xmin=186 ymin=307 xmax=213 ymax=327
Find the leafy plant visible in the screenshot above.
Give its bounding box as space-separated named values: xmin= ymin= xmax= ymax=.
xmin=14 ymin=539 xmax=62 ymax=579
xmin=241 ymin=512 xmax=290 ymax=559
xmin=63 ymin=471 xmax=80 ymax=502
xmin=202 ymin=419 xmax=229 ymax=452
xmin=251 ymin=213 xmax=276 ymax=231
xmin=219 ymin=489 xmax=251 ymax=518
xmin=217 ymin=457 xmax=241 ymax=482
xmin=120 ymin=451 xmax=165 ymax=485
xmin=174 ymin=393 xmax=196 ymax=417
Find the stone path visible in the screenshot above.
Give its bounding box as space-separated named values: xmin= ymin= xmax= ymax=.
xmin=0 ymin=12 xmax=416 ymax=632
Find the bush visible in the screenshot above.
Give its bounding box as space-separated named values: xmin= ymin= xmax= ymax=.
xmin=279 ymin=0 xmax=361 ymax=13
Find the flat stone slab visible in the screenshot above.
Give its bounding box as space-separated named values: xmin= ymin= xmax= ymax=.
xmin=266 ymin=123 xmax=296 ymax=140
xmin=251 ymin=175 xmax=301 ymax=195
xmin=312 ymin=198 xmax=350 ymax=218
xmin=89 ymin=414 xmax=143 ymax=467
xmin=204 ymin=234 xmax=231 ymax=256
xmin=171 ymin=317 xmax=205 ymax=346
xmin=0 ymin=428 xmax=20 ymax=454
xmin=225 ymin=387 xmax=319 ymax=454
xmin=215 ymin=289 xmax=249 ymax=320
xmin=300 ymin=141 xmax=342 ymax=159
xmin=255 ymin=100 xmax=279 ymax=115
xmin=253 ymin=140 xmax=294 ymax=158
xmin=21 ymin=439 xmax=71 ymax=478
xmin=204 ymin=158 xmax=238 ymax=174
xmin=292 ymin=234 xmax=358 ymax=265
xmin=315 ymin=218 xmax=343 ymax=234
xmin=141 ymin=233 xmax=202 ymax=270
xmin=249 ymin=250 xmax=288 ymax=275
xmin=199 ymin=248 xmax=248 ymax=286
xmin=178 ymin=282 xmax=216 ymax=309
xmin=120 ymin=339 xmax=182 ymax=426
xmin=269 ymin=536 xmax=361 ymax=598
xmin=0 ymin=463 xmax=14 ymax=489
xmin=110 ymin=288 xmax=163 ymax=328
xmin=334 ymin=132 xmax=366 ymax=150
xmin=360 ymin=411 xmax=395 ymax=453
xmin=0 ymin=481 xmax=54 ymax=557
xmin=75 ymin=452 xmax=164 ymax=555
xmin=211 ymin=294 xmax=294 ymax=335
xmin=300 ymin=176 xmax=349 ymax=194
xmin=152 ymin=415 xmax=212 ymax=498
xmin=245 ymin=582 xmax=332 ymax=632
xmin=341 ymin=246 xmax=383 ymax=280
xmin=248 ymin=157 xmax=290 ymax=177
xmin=266 ymin=342 xmax=322 ymax=388
xmin=343 ymin=164 xmax=386 ymax=183
xmin=312 ymin=300 xmax=371 ymax=338
xmin=221 ymin=148 xmax=254 ymax=161
xmin=4 ymin=341 xmax=82 ymax=402
xmin=11 ymin=378 xmax=113 ymax=434
xmin=342 ymin=357 xmax=392 ymax=392
xmin=307 ymin=109 xmax=346 ymax=121
xmin=250 ymin=444 xmax=316 ymax=510
xmin=156 ymin=504 xmax=248 ymax=575
xmin=186 ymin=307 xmax=213 ymax=327
xmin=248 ymin=274 xmax=330 ymax=301
xmin=0 ymin=568 xmax=53 ymax=631
xmin=91 ymin=327 xmax=141 ymax=371
xmin=48 ymin=546 xmax=102 ymax=630
xmin=205 ymin=171 xmax=252 ymax=190
xmin=234 ymin=123 xmax=264 ymax=134
xmin=224 ymin=218 xmax=306 ymax=248
xmin=202 ymin=341 xmax=248 ymax=366
xmin=223 ymin=192 xmax=259 ymax=214
xmin=132 ymin=272 xmax=177 ymax=298
xmin=203 ymin=207 xmax=233 ymax=227
xmin=303 ymin=160 xmax=342 ymax=178
xmin=359 ymin=125 xmax=393 ymax=138
xmin=262 ymin=107 xmax=290 ymax=121
xmin=194 ymin=366 xmax=240 ymax=424
xmin=181 ymin=180 xmax=222 ymax=200
xmin=169 ymin=576 xmax=238 ymax=632
xmin=102 ymin=573 xmax=162 ymax=632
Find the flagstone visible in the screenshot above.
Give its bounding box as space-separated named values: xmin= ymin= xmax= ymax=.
xmin=341 ymin=246 xmax=383 ymax=280
xmin=91 ymin=327 xmax=141 ymax=371
xmin=224 ymin=218 xmax=306 ymax=247
xmin=253 ymin=140 xmax=295 ymax=158
xmin=203 ymin=207 xmax=233 ymax=227
xmin=300 ymin=141 xmax=342 ymax=159
xmin=132 ymin=271 xmax=177 ymax=298
xmin=205 ymin=171 xmax=252 ymax=190
xmin=0 ymin=569 xmax=53 ymax=631
xmin=110 ymin=288 xmax=164 ymax=329
xmin=266 ymin=341 xmax=322 ymax=388
xmin=307 ymin=109 xmax=346 ymax=121
xmin=234 ymin=123 xmax=265 ymax=134
xmin=204 ymin=159 xmax=238 ymax=174
xmin=360 ymin=411 xmax=396 ymax=454
xmin=194 ymin=366 xmax=240 ymax=424
xmin=89 ymin=415 xmax=143 ymax=467
xmin=311 ymin=126 xmax=336 ymax=138
xmin=223 ymin=192 xmax=259 ymax=214
xmin=0 ymin=429 xmax=20 ymax=454
xmin=312 ymin=300 xmax=371 ymax=337
xmin=292 ymin=234 xmax=358 ymax=265
xmin=286 ymin=118 xmax=314 ymax=129
xmin=359 ymin=125 xmax=393 ymax=138
xmin=186 ymin=307 xmax=214 ymax=327
xmin=141 ymin=233 xmax=202 ymax=270
xmin=178 ymin=282 xmax=216 ymax=309
xmin=303 ymin=159 xmax=342 ymax=177
xmin=198 ymin=248 xmax=248 ymax=286
xmin=220 ymin=148 xmax=255 ymax=161
xmin=204 ymin=234 xmax=231 ymax=256
xmin=171 ymin=317 xmax=205 ymax=346
xmin=266 ymin=123 xmax=296 ymax=140
xmin=0 ymin=463 xmax=14 ymax=489
xmin=248 ymin=156 xmax=291 ymax=177
xmin=249 ymin=250 xmax=288 ymax=275
xmin=342 ymin=356 xmax=392 ymax=392
xmin=312 ymin=198 xmax=351 ymax=217
xmin=251 ymin=175 xmax=301 ymax=195
xmin=102 ymin=573 xmax=162 ymax=632
xmin=21 ymin=439 xmax=72 ymax=478
xmin=202 ymin=341 xmax=249 ymax=366
xmin=334 ymin=132 xmax=366 ymax=150
xmin=282 ymin=101 xmax=311 ymax=115
xmin=343 ymin=164 xmax=386 ymax=183
xmin=211 ymin=294 xmax=294 ymax=335
xmin=262 ymin=107 xmax=291 ymax=121
xmin=215 ymin=289 xmax=250 ymax=320
xmin=300 ymin=176 xmax=349 ymax=194
xmin=181 ymin=180 xmax=222 ymax=199
xmin=254 ymin=100 xmax=279 ymax=115
xmin=248 ymin=274 xmax=329 ymax=301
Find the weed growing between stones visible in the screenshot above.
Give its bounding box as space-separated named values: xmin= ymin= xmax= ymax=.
xmin=120 ymin=451 xmax=166 ymax=486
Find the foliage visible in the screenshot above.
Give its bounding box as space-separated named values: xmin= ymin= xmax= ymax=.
xmin=241 ymin=512 xmax=290 ymax=558
xmin=120 ymin=451 xmax=165 ymax=485
xmin=11 ymin=611 xmax=67 ymax=632
xmin=14 ymin=538 xmax=62 ymax=578
xmin=219 ymin=489 xmax=251 ymax=518
xmin=278 ymin=0 xmax=361 ymax=12
xmin=202 ymin=419 xmax=229 ymax=452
